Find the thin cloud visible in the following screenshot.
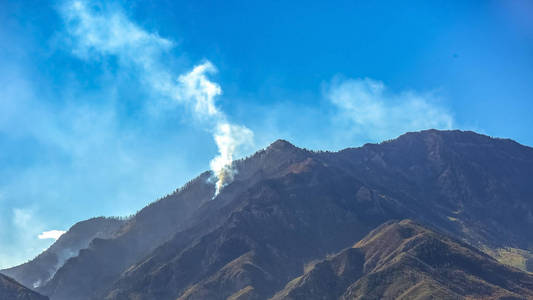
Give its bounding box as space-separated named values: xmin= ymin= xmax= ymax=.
xmin=13 ymin=208 xmax=32 ymax=229
xmin=38 ymin=230 xmax=66 ymax=240
xmin=61 ymin=1 xmax=172 ymax=63
xmin=326 ymin=77 xmax=454 ymax=141
xmin=3 ymin=207 xmax=57 ymax=268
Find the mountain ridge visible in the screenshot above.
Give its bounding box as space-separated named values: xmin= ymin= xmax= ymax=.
xmin=5 ymin=129 xmax=533 ymax=299
xmin=101 ymin=130 xmax=533 ymax=299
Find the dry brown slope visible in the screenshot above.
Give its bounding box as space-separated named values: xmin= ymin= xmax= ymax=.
xmin=273 ymin=220 xmax=533 ymax=300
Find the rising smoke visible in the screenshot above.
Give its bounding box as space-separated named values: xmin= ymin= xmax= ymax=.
xmin=61 ymin=1 xmax=253 ymax=195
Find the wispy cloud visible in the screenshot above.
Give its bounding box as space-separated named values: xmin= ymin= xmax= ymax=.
xmin=38 ymin=230 xmax=66 ymax=240
xmin=13 ymin=208 xmax=33 ymax=229
xmin=60 ymin=0 xmax=253 ymax=195
xmin=326 ymin=77 xmax=454 ymax=141
xmin=62 ymin=1 xmax=172 ymax=64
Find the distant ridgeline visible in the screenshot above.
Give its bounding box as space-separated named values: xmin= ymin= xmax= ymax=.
xmin=2 ymin=129 xmax=533 ymax=300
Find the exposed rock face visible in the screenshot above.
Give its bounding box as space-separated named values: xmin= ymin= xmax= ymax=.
xmin=273 ymin=220 xmax=533 ymax=300
xmin=0 ymin=274 xmax=49 ymax=300
xmin=7 ymin=130 xmax=533 ymax=300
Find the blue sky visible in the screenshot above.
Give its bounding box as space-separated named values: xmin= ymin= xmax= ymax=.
xmin=1 ymin=0 xmax=532 ymax=267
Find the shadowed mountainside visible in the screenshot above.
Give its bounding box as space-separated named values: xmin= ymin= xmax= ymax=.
xmin=37 ymin=171 xmax=216 ymax=300
xmin=0 ymin=274 xmax=49 ymax=300
xmin=6 ymin=129 xmax=533 ymax=300
xmin=1 ymin=217 xmax=124 ymax=289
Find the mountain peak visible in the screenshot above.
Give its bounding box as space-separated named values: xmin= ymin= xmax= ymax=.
xmin=267 ymin=139 xmax=297 ymax=151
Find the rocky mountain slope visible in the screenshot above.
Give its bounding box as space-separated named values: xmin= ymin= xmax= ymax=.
xmin=273 ymin=220 xmax=533 ymax=299
xmin=0 ymin=274 xmax=49 ymax=300
xmin=103 ymin=130 xmax=533 ymax=300
xmin=6 ymin=129 xmax=533 ymax=299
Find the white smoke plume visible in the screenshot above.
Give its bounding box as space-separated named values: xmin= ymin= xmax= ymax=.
xmin=210 ymin=123 xmax=254 ymax=194
xmin=60 ymin=1 xmax=253 ymax=195
xmin=177 ymin=62 xmax=222 ymax=118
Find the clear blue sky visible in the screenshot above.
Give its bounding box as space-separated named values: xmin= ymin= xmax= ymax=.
xmin=1 ymin=0 xmax=532 ymax=267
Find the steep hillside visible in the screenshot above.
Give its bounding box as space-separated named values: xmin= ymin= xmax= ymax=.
xmin=0 ymin=274 xmax=49 ymax=300
xmin=330 ymin=130 xmax=533 ymax=250
xmin=106 ymin=148 xmax=387 ymax=299
xmin=39 ymin=141 xmax=317 ymax=300
xmin=37 ymin=172 xmax=215 ymax=300
xmin=21 ymin=130 xmax=533 ymax=299
xmin=273 ymin=220 xmax=533 ymax=299
xmin=104 ymin=130 xmax=533 ymax=299
xmin=1 ymin=217 xmax=124 ymax=289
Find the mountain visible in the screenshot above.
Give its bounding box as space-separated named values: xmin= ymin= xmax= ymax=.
xmin=8 ymin=129 xmax=533 ymax=299
xmin=1 ymin=217 xmax=124 ymax=290
xmin=38 ymin=172 xmax=216 ymax=300
xmin=102 ymin=130 xmax=533 ymax=300
xmin=0 ymin=273 xmax=49 ymax=300
xmin=272 ymin=219 xmax=533 ymax=299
